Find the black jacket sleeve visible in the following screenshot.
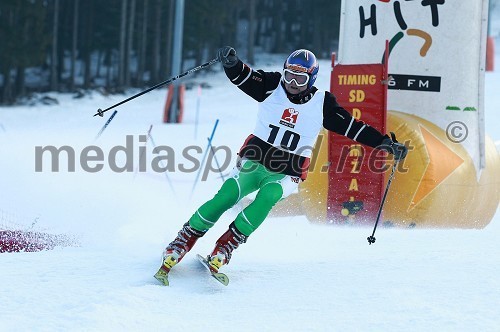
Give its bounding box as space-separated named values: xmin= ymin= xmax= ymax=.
xmin=322 ymin=91 xmax=387 ymax=149
xmin=223 ymin=60 xmax=282 ymax=102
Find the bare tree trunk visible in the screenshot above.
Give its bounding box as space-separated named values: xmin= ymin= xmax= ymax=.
xmin=247 ymin=0 xmax=256 ymax=65
xmin=2 ymin=69 xmax=13 ymax=104
xmin=105 ymin=50 xmax=112 ymax=89
xmin=138 ymin=0 xmax=149 ymax=87
xmin=152 ymin=0 xmax=162 ymax=83
xmin=96 ymin=51 xmax=103 ymax=79
xmin=118 ymin=0 xmax=127 ymax=87
xmin=15 ymin=66 xmax=25 ymax=98
xmin=83 ymin=0 xmax=94 ymax=89
xmin=273 ymin=1 xmax=284 ymax=53
xmin=125 ymin=0 xmax=136 ymax=87
xmin=70 ymin=0 xmax=79 ymax=91
xmin=312 ymin=6 xmax=321 ymax=53
xmin=50 ymin=0 xmax=60 ymax=91
xmin=164 ymin=0 xmax=175 ymax=78
xmin=226 ymin=5 xmax=239 ymax=49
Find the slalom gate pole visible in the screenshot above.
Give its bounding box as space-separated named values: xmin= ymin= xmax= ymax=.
xmin=190 ymin=119 xmax=219 ymax=199
xmin=367 ymin=159 xmax=400 ymax=245
xmin=94 ymin=58 xmax=220 ymax=117
xmin=95 ymin=110 xmax=118 ymax=140
xmin=134 ymin=124 xmax=153 ymax=177
xmin=208 ymin=137 xmax=225 ymax=182
xmin=147 ymin=133 xmax=177 ymax=197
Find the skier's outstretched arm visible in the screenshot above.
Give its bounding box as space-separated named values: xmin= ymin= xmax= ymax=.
xmin=217 ymin=46 xmax=281 ymax=102
xmin=322 ymin=92 xmax=407 ymax=160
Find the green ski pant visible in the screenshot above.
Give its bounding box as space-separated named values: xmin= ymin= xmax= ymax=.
xmin=189 ymin=159 xmax=289 ymax=236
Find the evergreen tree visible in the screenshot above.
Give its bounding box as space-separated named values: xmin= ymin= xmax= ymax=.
xmin=0 ymin=0 xmax=342 ymax=104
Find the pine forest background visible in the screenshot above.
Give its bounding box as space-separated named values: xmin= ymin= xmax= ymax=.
xmin=0 ymin=0 xmax=342 ymax=105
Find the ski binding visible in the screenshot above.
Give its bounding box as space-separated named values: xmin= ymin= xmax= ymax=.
xmin=196 ymin=254 xmax=229 ymax=286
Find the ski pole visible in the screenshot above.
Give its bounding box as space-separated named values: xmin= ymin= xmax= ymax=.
xmin=95 ymin=110 xmax=118 ymax=139
xmin=94 ymin=58 xmax=220 ymax=117
xmin=367 ymin=159 xmax=399 ymax=245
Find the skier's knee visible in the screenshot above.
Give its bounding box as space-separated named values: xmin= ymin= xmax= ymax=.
xmin=256 ymin=182 xmax=283 ymax=206
xmin=213 ymin=177 xmax=240 ymax=206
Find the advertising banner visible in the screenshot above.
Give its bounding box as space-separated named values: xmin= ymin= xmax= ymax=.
xmin=338 ymin=0 xmax=489 ymax=172
xmin=328 ymin=63 xmax=387 ymax=224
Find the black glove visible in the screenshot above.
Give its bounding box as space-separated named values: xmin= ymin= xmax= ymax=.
xmin=379 ymin=133 xmax=408 ymax=161
xmin=217 ymin=46 xmax=238 ymax=68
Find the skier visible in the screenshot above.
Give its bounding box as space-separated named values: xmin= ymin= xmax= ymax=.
xmin=154 ymin=47 xmax=407 ymax=285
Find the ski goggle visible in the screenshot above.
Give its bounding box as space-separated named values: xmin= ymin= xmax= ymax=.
xmin=283 ymin=69 xmax=310 ymax=87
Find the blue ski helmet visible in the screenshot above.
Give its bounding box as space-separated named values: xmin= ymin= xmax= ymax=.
xmin=283 ymin=49 xmax=319 ymax=89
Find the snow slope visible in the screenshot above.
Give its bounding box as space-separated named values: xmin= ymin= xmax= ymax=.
xmin=0 ymin=49 xmax=499 ymax=331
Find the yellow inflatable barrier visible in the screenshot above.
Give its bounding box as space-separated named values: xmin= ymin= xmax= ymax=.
xmin=300 ymin=111 xmax=500 ymax=228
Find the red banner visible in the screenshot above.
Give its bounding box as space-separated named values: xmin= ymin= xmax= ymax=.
xmin=327 ymin=62 xmax=387 ymax=225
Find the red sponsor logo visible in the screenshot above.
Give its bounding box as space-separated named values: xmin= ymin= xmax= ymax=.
xmin=279 ymin=108 xmax=299 ymax=128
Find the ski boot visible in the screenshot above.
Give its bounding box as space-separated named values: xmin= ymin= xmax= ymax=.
xmin=207 ymin=222 xmax=248 ymax=273
xmin=154 ymin=222 xmax=206 ymax=285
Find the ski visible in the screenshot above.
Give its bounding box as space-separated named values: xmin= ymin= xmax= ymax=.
xmin=154 ymin=255 xmax=229 ymax=286
xmin=153 ymin=266 xmax=170 ymax=286
xmin=196 ymin=254 xmax=229 ymax=286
